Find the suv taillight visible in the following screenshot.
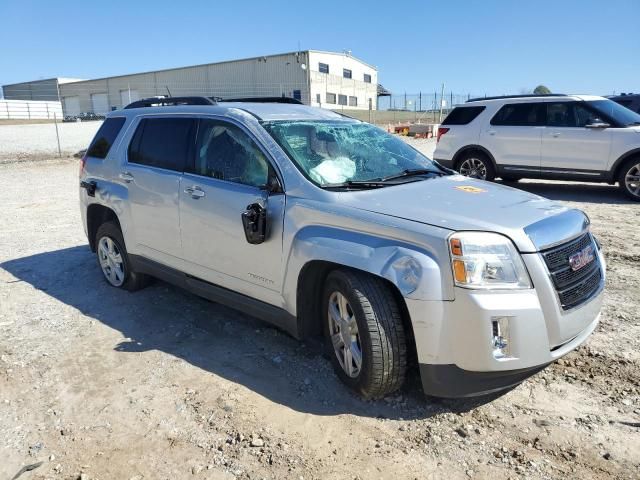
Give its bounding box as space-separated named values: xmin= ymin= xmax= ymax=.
xmin=437 ymin=127 xmax=450 ymax=143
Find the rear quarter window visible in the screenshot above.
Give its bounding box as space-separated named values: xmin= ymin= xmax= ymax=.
xmin=441 ymin=106 xmax=486 ymax=125
xmin=86 ymin=117 xmax=126 ymax=158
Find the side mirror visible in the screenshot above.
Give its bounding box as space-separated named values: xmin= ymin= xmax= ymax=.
xmin=241 ymin=203 xmax=267 ymax=244
xmin=585 ymin=118 xmax=610 ymax=129
xmin=261 ymin=175 xmax=282 ymax=194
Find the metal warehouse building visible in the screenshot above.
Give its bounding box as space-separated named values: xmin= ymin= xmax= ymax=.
xmin=3 ymin=50 xmax=378 ymax=117
xmin=1 ymin=77 xmax=84 ymax=101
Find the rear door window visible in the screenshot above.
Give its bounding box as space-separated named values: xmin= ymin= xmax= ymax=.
xmin=442 ymin=106 xmax=485 ymax=125
xmin=490 ymin=103 xmax=545 ymax=126
xmin=128 ymin=117 xmax=196 ymax=172
xmin=86 ymin=117 xmax=126 ymax=158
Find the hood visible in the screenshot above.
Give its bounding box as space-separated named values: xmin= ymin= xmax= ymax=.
xmin=338 ymin=175 xmax=582 ymax=252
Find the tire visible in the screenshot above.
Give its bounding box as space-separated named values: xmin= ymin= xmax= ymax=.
xmin=456 ymin=151 xmax=496 ymax=181
xmin=618 ymin=157 xmax=640 ymax=201
xmin=95 ymin=222 xmax=149 ymax=291
xmin=322 ymin=269 xmax=407 ymax=399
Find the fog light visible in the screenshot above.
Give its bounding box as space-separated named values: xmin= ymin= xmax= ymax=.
xmin=491 ymin=316 xmax=512 ymax=359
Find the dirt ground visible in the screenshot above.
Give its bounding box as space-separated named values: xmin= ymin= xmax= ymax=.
xmin=0 ymin=158 xmax=638 ymax=480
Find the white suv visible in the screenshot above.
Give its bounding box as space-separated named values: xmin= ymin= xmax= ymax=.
xmin=433 ymin=94 xmax=640 ymax=200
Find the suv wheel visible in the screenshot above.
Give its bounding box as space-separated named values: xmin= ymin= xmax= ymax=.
xmin=619 ymin=158 xmax=640 ymax=201
xmin=95 ymin=222 xmax=149 ymax=291
xmin=457 ymin=152 xmax=495 ymax=181
xmin=322 ymin=269 xmax=407 ymax=399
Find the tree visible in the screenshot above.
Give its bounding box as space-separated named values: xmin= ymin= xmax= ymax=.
xmin=533 ymin=85 xmax=551 ymax=95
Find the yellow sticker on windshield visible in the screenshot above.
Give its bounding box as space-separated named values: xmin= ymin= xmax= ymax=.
xmin=455 ymin=185 xmax=487 ymax=193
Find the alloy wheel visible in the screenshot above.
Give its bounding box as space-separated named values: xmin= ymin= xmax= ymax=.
xmin=624 ymin=162 xmax=640 ymax=198
xmin=459 ymin=158 xmax=487 ymax=179
xmin=327 ymin=291 xmax=362 ymax=378
xmin=98 ymin=236 xmax=125 ymax=287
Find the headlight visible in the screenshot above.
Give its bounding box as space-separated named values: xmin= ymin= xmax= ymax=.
xmin=448 ymin=232 xmax=532 ymax=289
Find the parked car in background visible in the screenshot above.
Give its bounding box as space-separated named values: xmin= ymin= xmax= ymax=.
xmin=609 ymin=93 xmax=640 ymax=114
xmin=79 ymin=97 xmax=605 ymax=400
xmin=434 ymin=94 xmax=640 ymax=200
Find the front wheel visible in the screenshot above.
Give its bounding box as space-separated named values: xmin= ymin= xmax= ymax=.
xmin=322 ymin=269 xmax=407 ymax=399
xmin=618 ymin=158 xmax=640 ymax=201
xmin=457 ymin=152 xmax=496 ymax=181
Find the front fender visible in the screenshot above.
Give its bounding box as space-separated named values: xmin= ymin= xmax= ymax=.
xmin=282 ymin=225 xmax=451 ymax=315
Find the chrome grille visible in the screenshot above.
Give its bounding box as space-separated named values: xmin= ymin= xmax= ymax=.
xmin=541 ymin=233 xmax=602 ymax=310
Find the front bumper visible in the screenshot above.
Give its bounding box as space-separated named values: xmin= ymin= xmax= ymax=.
xmin=406 ymin=249 xmax=605 ymax=398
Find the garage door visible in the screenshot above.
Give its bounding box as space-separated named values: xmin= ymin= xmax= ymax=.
xmin=63 ymin=96 xmax=81 ymax=116
xmin=120 ymin=89 xmax=140 ymax=108
xmin=91 ymin=93 xmax=109 ymax=115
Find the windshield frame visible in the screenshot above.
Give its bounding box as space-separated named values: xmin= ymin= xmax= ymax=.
xmin=260 ymin=119 xmax=447 ymax=190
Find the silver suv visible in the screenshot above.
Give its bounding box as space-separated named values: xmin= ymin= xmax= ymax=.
xmin=80 ymin=97 xmax=606 ymax=399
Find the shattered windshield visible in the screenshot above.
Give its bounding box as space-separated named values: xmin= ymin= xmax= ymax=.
xmin=261 ymin=120 xmax=444 ymax=187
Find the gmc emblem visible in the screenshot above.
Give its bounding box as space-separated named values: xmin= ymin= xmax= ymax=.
xmin=568 ymin=245 xmax=595 ymax=271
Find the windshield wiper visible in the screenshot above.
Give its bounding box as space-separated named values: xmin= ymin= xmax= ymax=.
xmin=380 ymin=168 xmax=445 ymax=182
xmin=322 ymin=180 xmax=388 ymax=190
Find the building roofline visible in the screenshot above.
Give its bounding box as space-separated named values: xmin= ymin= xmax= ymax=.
xmin=306 ymin=50 xmax=377 ymax=70
xmin=57 ymin=50 xmax=376 ymax=86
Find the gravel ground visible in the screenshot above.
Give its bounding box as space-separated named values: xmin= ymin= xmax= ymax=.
xmin=0 ymin=152 xmax=638 ymax=479
xmin=0 ymin=121 xmax=101 ymax=162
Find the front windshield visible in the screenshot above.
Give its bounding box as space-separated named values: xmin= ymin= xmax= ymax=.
xmin=588 ymin=99 xmax=640 ymax=126
xmin=262 ymin=120 xmax=443 ymax=186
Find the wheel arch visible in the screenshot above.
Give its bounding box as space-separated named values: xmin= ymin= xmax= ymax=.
xmin=452 ymin=145 xmax=498 ymax=171
xmin=610 ymin=148 xmax=640 ymax=182
xmin=285 ymin=226 xmax=448 ymax=340
xmin=86 ymin=204 xmax=121 ymax=252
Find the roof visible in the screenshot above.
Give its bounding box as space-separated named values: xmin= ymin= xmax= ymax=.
xmin=110 ymin=102 xmax=351 ymax=122
xmin=56 ymin=50 xmax=376 ymax=85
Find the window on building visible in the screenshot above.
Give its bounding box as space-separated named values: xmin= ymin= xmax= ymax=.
xmin=188 ymin=119 xmax=269 ymax=188
xmin=319 ymin=63 xmax=329 ymax=74
xmin=343 ymin=69 xmax=352 ymax=79
xmin=338 ymin=94 xmax=348 ymax=106
xmin=293 ymin=90 xmax=302 ymax=101
xmin=364 ymin=74 xmax=372 ymax=83
xmin=128 ymin=118 xmax=196 ymax=171
xmin=326 ymin=93 xmax=336 ymax=104
xmin=348 ymin=96 xmax=357 ymax=107
xmin=87 ymin=117 xmax=126 ymax=159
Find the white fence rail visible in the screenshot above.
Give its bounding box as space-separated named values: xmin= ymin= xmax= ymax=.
xmin=0 ymin=100 xmax=63 ymax=120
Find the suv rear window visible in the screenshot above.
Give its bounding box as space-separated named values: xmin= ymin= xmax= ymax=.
xmin=128 ymin=118 xmax=195 ymax=172
xmin=441 ymin=106 xmax=485 ymax=125
xmin=491 ymin=103 xmax=545 ymax=126
xmin=86 ymin=117 xmax=126 ymax=159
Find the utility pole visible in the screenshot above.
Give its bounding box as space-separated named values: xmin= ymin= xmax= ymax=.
xmin=438 ymin=83 xmax=445 ymax=123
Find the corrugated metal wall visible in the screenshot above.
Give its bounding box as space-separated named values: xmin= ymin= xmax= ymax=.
xmin=58 ymin=52 xmax=312 ymax=114
xmin=2 ymin=79 xmax=60 ymax=101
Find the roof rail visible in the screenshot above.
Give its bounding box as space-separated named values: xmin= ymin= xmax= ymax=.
xmin=466 ymin=94 xmax=568 ymax=103
xmin=124 ymin=96 xmax=217 ymax=109
xmin=220 ymin=96 xmax=303 ymax=105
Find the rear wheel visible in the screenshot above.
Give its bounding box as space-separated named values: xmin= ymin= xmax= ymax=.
xmin=457 ymin=152 xmax=496 ymax=181
xmin=95 ymin=222 xmax=149 ymax=291
xmin=322 ymin=269 xmax=407 ymax=399
xmin=618 ymin=158 xmax=640 ymax=201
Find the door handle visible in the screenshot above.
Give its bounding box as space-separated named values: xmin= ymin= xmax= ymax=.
xmin=552 ymin=132 xmax=561 ymax=138
xmin=184 ymin=186 xmax=205 ymax=198
xmin=119 ymin=172 xmax=134 ymax=183
xmin=488 ymin=130 xmax=496 ymax=136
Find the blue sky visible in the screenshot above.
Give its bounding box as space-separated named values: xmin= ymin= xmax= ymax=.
xmin=1 ymin=0 xmax=638 ymax=96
